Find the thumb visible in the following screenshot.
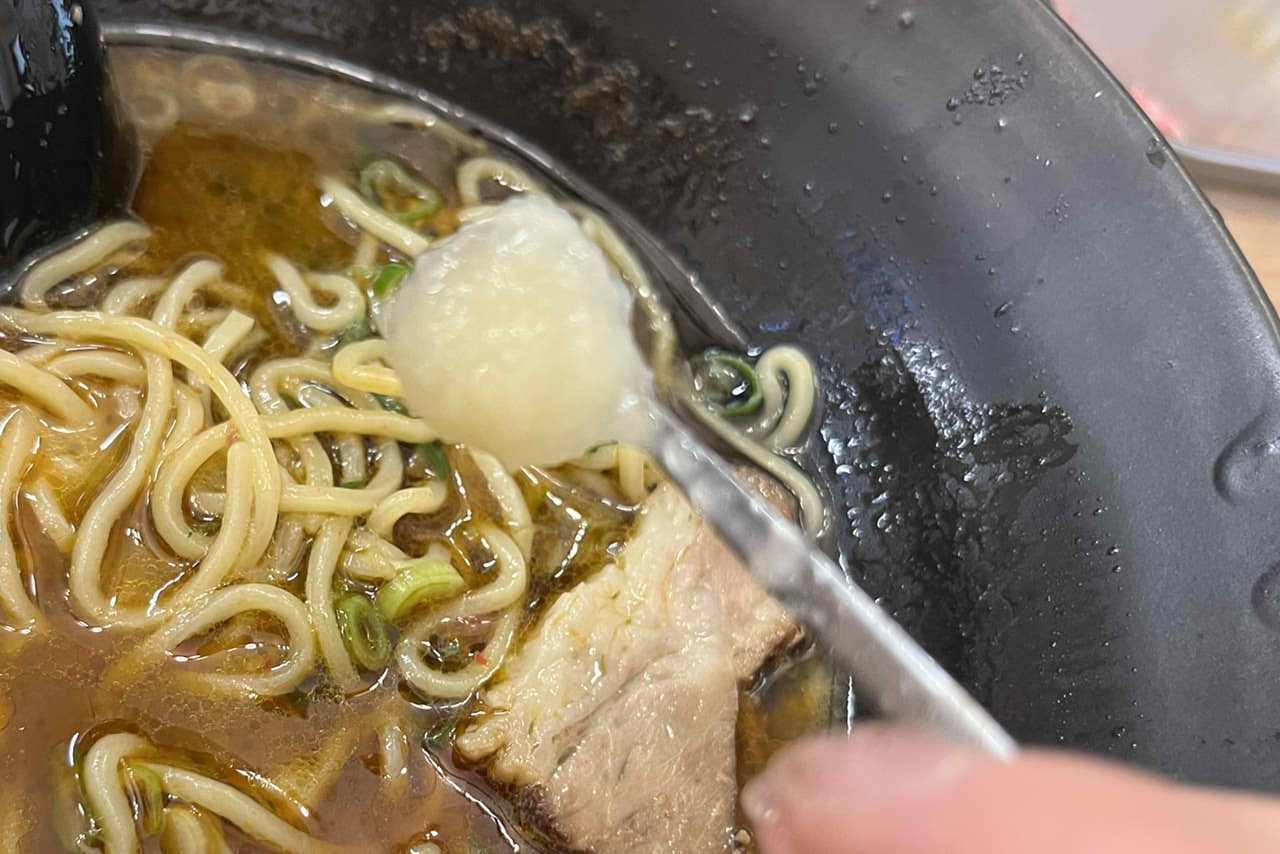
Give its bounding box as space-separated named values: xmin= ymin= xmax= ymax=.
xmin=741 ymin=725 xmax=1280 ymax=854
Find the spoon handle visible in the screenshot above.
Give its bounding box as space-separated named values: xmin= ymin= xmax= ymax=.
xmin=649 ymin=405 xmax=1017 ymax=757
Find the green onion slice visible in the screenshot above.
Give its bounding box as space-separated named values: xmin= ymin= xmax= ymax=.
xmin=375 ymin=560 xmax=465 ymax=623
xmin=357 ymin=158 xmax=442 ymax=222
xmin=124 ymin=763 xmax=165 ymax=836
xmin=416 ymin=440 xmax=451 ymax=480
xmin=431 ymin=636 xmax=463 ymax=668
xmin=424 ymin=713 xmax=460 ymax=750
xmin=335 ymin=593 xmax=391 ymax=671
xmin=338 ymin=314 xmax=373 ymax=348
xmin=373 ymin=393 xmax=408 ymax=414
xmin=371 ymin=262 xmax=411 ymax=297
xmin=699 ymin=350 xmax=764 ymax=417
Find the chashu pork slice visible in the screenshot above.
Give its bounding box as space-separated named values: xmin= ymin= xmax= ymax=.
xmin=455 ymin=471 xmax=800 ymax=853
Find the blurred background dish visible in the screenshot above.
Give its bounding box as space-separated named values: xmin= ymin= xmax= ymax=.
xmin=1055 ymin=0 xmax=1280 ymax=300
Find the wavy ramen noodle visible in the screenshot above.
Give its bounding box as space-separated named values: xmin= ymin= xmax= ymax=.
xmin=0 ymin=48 xmax=829 ymax=853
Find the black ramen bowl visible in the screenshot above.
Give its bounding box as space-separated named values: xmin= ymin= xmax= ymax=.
xmin=88 ymin=0 xmax=1280 ymax=789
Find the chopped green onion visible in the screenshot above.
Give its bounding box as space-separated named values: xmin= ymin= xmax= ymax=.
xmin=338 ymin=315 xmax=373 ymax=348
xmin=339 ymin=480 xmax=364 ymax=490
xmin=335 ymin=594 xmax=391 ymax=671
xmin=700 ymin=350 xmax=764 ymax=417
xmin=424 ymin=713 xmax=459 ymax=750
xmin=375 ymin=559 xmax=465 ymax=623
xmin=373 ymin=393 xmax=408 ymax=414
xmin=468 ymin=839 xmax=489 ymax=854
xmin=429 ymin=635 xmax=463 ymax=668
xmin=356 ymin=158 xmax=442 ymax=222
xmin=286 ymin=686 xmax=311 ymax=710
xmin=416 ymin=441 xmax=451 ymax=480
xmin=124 ymin=763 xmax=165 ymax=836
xmin=371 ymin=262 xmax=411 ymax=297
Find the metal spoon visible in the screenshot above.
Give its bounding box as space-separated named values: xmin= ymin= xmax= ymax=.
xmin=647 ymin=401 xmax=1017 ymax=757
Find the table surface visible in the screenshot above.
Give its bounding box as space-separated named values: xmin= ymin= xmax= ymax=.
xmin=1201 ymin=179 xmax=1280 ymax=307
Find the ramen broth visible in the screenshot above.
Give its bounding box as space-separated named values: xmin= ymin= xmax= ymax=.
xmin=0 ymin=47 xmax=831 ymax=853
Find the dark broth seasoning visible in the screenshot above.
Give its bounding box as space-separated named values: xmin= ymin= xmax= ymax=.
xmin=0 ymin=47 xmax=829 ymax=852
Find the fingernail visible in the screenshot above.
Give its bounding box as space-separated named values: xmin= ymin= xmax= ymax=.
xmin=742 ymin=774 xmax=798 ymax=854
xmin=741 ymin=775 xmax=778 ymax=826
